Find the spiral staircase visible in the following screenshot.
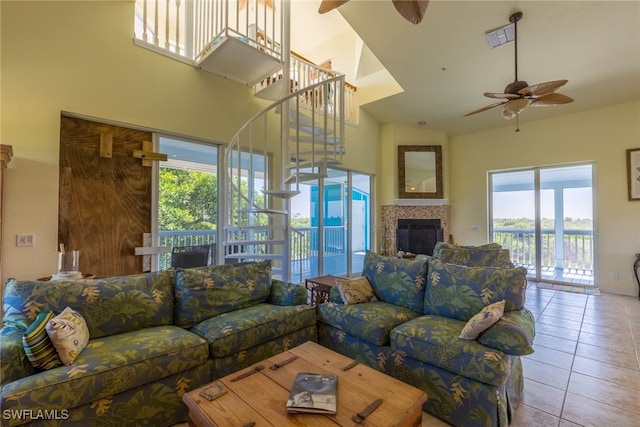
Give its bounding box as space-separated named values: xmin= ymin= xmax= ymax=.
xmin=222 ymin=60 xmax=347 ymax=281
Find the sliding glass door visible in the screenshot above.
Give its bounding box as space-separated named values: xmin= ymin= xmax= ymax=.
xmin=490 ymin=164 xmax=595 ymax=286
xmin=289 ymin=168 xmax=372 ymax=283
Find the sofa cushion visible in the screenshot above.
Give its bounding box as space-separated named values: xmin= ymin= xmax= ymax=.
xmin=0 ymin=325 xmax=209 ymax=414
xmin=423 ymin=258 xmax=527 ymax=321
xmin=174 ymin=260 xmax=272 ymax=328
xmin=318 ymin=301 xmax=422 ymax=346
xmin=391 ymin=315 xmax=511 ymax=386
xmin=361 ymin=251 xmax=428 ymax=312
xmin=477 ymin=308 xmax=536 ymax=355
xmin=436 ymin=247 xmax=514 ymax=268
xmin=432 ymin=242 xmax=502 ymax=259
xmin=190 ymin=303 xmax=315 ymax=358
xmin=2 ymin=271 xmax=175 ymax=339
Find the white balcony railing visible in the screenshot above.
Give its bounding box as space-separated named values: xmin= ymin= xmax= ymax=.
xmin=493 ymin=228 xmax=594 ymax=272
xmin=134 ymin=0 xmax=282 ymax=62
xmin=254 ymin=52 xmax=357 ymax=123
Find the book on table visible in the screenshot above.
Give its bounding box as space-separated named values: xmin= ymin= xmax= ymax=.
xmin=286 ymin=373 xmax=338 ymax=414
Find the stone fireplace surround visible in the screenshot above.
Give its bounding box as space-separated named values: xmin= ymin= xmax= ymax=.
xmin=381 ymin=205 xmax=451 ymax=255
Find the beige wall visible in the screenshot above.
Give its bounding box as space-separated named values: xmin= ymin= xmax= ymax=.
xmin=0 ymin=1 xmax=380 ymax=281
xmin=450 ymin=101 xmax=640 ymax=296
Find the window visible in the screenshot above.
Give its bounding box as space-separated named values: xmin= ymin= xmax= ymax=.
xmin=489 ymin=164 xmax=595 ymax=286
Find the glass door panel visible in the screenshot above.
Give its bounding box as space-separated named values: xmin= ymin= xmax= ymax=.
xmin=490 ymin=169 xmax=537 ymax=278
xmin=539 ymin=165 xmax=594 ymax=285
xmin=322 ymin=169 xmax=349 ymax=277
xmin=350 ymin=173 xmax=371 ymax=275
xmin=157 ymin=137 xmax=219 ymax=270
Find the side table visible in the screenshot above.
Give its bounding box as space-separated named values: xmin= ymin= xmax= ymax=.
xmin=305 ymin=275 xmax=339 ymax=307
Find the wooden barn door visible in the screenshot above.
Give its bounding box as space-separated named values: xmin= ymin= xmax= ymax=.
xmin=59 ymin=116 xmax=153 ymax=277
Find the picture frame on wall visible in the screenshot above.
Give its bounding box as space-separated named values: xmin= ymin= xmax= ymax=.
xmin=627 ymin=148 xmax=640 ymax=201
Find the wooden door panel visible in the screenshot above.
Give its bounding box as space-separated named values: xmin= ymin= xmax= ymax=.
xmin=59 ymin=116 xmax=152 ymax=277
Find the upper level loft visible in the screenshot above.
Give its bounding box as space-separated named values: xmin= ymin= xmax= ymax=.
xmin=133 ymin=0 xmax=358 ymax=123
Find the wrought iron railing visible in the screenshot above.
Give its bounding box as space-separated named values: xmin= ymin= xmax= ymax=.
xmin=493 ymin=228 xmax=593 ymax=271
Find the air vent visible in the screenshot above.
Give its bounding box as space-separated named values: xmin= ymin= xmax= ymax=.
xmin=486 ymin=23 xmax=515 ymax=48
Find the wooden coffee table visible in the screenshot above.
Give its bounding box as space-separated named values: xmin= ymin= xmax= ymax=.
xmin=183 ymin=341 xmax=427 ymax=427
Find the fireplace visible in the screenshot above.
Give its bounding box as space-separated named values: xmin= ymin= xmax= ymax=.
xmin=381 ymin=204 xmax=450 ymax=256
xmin=396 ymin=219 xmax=443 ymax=256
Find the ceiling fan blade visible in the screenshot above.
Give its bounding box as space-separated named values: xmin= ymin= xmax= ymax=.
xmin=318 ymin=0 xmax=350 ymax=14
xmin=464 ymin=101 xmax=506 ymax=116
xmin=518 ymin=79 xmax=569 ymax=97
xmin=484 ymin=92 xmax=520 ymax=100
xmin=504 ymin=98 xmax=532 ymax=116
xmin=392 ymin=0 xmax=429 ymax=24
xmin=531 ymin=93 xmax=575 ymax=106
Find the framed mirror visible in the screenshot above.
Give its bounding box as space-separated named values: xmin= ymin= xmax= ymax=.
xmin=398 ymin=145 xmax=443 ymax=199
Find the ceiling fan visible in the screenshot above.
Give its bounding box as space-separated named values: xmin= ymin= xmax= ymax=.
xmin=465 ymin=11 xmax=574 ymax=123
xmin=318 ymin=0 xmax=429 ymax=25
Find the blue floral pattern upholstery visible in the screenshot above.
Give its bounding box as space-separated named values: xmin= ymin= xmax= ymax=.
xmin=318 ymin=251 xmax=534 ymax=427
xmin=319 ymin=300 xmax=421 ymax=346
xmin=1 ymin=261 xmax=315 ymax=426
xmin=191 ymin=303 xmax=315 ymax=357
xmin=2 ymin=271 xmax=175 ymax=339
xmin=361 ymin=251 xmax=428 ymax=312
xmin=424 ymin=258 xmax=528 ymax=320
xmin=433 ymin=242 xmax=514 ymax=268
xmin=174 ymin=261 xmax=272 ymax=328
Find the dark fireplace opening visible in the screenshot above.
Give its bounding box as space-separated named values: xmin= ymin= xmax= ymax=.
xmin=396 ymin=219 xmax=443 ymax=256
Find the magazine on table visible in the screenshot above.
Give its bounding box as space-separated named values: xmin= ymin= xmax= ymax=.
xmin=286 ymin=373 xmax=338 ymax=414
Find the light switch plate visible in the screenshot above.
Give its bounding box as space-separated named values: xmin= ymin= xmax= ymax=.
xmin=17 ymin=233 xmax=35 ymax=247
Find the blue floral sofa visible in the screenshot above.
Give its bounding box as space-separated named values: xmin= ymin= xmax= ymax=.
xmin=0 ymin=260 xmax=315 ymax=426
xmin=318 ymin=250 xmax=535 ymax=427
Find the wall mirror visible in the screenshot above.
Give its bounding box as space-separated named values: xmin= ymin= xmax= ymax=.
xmin=398 ymin=145 xmax=443 ymax=199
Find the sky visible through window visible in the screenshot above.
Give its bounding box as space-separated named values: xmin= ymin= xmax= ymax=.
xmin=493 ymin=187 xmax=593 ymax=220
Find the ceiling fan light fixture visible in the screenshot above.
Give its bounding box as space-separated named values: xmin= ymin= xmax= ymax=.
xmin=486 ymin=23 xmax=515 ymax=49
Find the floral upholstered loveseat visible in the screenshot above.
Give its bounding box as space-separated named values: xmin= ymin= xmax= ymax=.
xmin=0 ymin=260 xmax=315 ymax=426
xmin=318 ymin=250 xmax=535 ymax=427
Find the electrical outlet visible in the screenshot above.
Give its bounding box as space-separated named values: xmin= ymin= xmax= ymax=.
xmin=470 ymin=225 xmax=480 ymax=232
xmin=16 ymin=233 xmax=35 ymax=247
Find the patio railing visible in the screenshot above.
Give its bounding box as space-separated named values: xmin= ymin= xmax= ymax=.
xmin=158 ymin=226 xmax=347 ymax=270
xmin=493 ymin=228 xmax=593 ymax=271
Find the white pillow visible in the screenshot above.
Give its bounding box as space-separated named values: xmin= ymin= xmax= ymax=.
xmin=459 ymin=300 xmax=505 ymax=340
xmin=46 ymin=306 xmax=90 ymax=365
xmin=335 ymin=276 xmax=378 ymax=305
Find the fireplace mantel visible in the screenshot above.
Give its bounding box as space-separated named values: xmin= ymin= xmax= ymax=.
xmin=381 ymin=204 xmax=450 ymax=255
xmin=395 ymin=199 xmax=449 ymax=206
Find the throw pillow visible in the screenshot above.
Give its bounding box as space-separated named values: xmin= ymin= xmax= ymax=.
xmin=459 ymin=300 xmax=505 ymax=340
xmin=46 ymin=306 xmax=90 ymax=365
xmin=336 ymin=276 xmax=378 ymax=305
xmin=22 ymin=308 xmax=63 ymax=370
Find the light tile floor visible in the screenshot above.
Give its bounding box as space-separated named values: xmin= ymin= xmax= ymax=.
xmin=422 ymin=282 xmax=640 ymax=427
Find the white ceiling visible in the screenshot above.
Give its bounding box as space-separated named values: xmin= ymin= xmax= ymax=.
xmin=291 ymin=0 xmax=640 ymax=136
